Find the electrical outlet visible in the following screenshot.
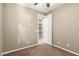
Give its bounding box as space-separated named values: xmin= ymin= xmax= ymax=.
xmin=27 ymin=41 xmax=29 ymax=44
xmin=66 ymin=43 xmax=70 ymax=47
xmin=57 ymin=41 xmax=61 ymax=44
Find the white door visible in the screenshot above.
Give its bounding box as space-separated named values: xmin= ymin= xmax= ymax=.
xmin=42 ymin=13 xmax=52 ymax=45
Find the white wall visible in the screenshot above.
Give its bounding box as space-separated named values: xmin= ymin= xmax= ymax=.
xmin=42 ymin=13 xmax=52 ymax=44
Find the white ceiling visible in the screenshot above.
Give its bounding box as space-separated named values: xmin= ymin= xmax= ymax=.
xmin=18 ymin=3 xmax=64 ymax=14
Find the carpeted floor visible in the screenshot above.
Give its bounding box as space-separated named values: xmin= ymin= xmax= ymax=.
xmin=3 ymin=43 xmax=76 ymax=56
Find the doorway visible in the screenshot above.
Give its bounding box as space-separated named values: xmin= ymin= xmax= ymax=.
xmin=37 ymin=14 xmax=45 ymax=44
xmin=37 ymin=13 xmax=52 ymax=45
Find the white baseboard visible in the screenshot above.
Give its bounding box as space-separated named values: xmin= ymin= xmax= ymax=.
xmin=53 ymin=44 xmax=79 ymax=56
xmin=1 ymin=43 xmax=79 ymax=56
xmin=1 ymin=43 xmax=40 ymax=56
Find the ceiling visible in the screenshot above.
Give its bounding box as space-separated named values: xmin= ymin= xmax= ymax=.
xmin=18 ymin=3 xmax=64 ymax=15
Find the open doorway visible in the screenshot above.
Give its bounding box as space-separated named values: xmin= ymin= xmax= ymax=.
xmin=42 ymin=13 xmax=52 ymax=45
xmin=37 ymin=13 xmax=52 ymax=45
xmin=37 ymin=14 xmax=45 ymax=44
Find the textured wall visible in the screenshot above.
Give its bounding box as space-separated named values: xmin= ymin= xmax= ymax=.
xmin=17 ymin=5 xmax=38 ymax=48
xmin=3 ymin=4 xmax=38 ymax=52
xmin=53 ymin=4 xmax=79 ymax=53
